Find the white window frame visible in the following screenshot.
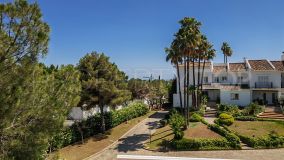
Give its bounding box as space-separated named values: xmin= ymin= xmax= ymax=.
xmin=231 ymin=93 xmax=239 ymax=100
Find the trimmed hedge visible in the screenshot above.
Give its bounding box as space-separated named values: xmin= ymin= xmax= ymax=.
xmin=235 ymin=116 xmax=257 ymax=121
xmin=189 ymin=113 xmax=204 ymax=122
xmin=238 ymin=134 xmax=284 ymax=149
xmin=171 ymin=138 xmax=231 ymax=150
xmin=215 ymin=113 xmax=234 ymax=126
xmin=49 ymin=101 xmax=148 ymax=151
xmin=207 ymin=124 xmax=241 ymax=149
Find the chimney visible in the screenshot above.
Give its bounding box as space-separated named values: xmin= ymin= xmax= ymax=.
xmin=282 ymin=52 xmax=284 ymax=61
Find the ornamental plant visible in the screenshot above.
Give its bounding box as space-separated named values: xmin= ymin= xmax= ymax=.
xmin=169 ymin=112 xmax=185 ymax=140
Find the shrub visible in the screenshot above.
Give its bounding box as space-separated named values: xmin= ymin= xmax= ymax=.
xmin=171 ymin=138 xmax=231 ymax=150
xmin=169 ymin=112 xmax=185 ymax=140
xmin=207 ymin=124 xmax=241 ymax=149
xmin=49 ymin=101 xmax=149 ymax=150
xmin=215 ymin=113 xmax=234 ymax=126
xmin=217 ymin=104 xmax=240 ymax=117
xmin=243 ymin=103 xmax=264 ymax=116
xmin=49 ymin=128 xmax=73 ymax=151
xmin=239 ymin=133 xmax=284 ymax=148
xmin=189 ymin=113 xmax=204 ymax=122
xmin=159 ymin=119 xmax=167 ymax=127
xmin=235 ymin=116 xmax=257 ymax=121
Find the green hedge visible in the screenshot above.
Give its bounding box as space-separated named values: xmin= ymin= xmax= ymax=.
xmin=217 ymin=104 xmax=240 ymax=117
xmin=171 ymin=138 xmax=231 ymax=150
xmin=49 ymin=101 xmax=148 ymax=151
xmin=215 ymin=113 xmax=234 ymax=126
xmin=207 ymin=124 xmax=241 ymax=149
xmin=235 ymin=116 xmax=257 ymax=121
xmin=189 ymin=113 xmax=204 ymax=122
xmin=239 ymin=134 xmax=284 ymax=148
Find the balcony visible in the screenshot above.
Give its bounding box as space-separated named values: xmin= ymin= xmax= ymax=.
xmin=255 ymin=82 xmax=273 ymax=88
xmin=202 ymin=83 xmax=250 ymax=90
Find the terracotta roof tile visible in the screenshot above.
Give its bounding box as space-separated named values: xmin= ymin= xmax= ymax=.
xmin=271 ymin=61 xmax=284 ymax=71
xmin=229 ymin=63 xmax=246 ymax=72
xmin=248 ymin=60 xmax=274 ymax=71
xmin=213 ymin=65 xmax=226 ymax=73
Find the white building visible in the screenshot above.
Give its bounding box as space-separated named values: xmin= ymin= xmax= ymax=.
xmin=173 ymin=54 xmax=284 ymax=107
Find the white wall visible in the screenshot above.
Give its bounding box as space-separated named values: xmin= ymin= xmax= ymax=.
xmin=220 ymin=90 xmax=251 ymax=106
xmin=250 ymin=71 xmax=281 ymax=88
xmin=173 ymin=93 xmax=192 ymax=108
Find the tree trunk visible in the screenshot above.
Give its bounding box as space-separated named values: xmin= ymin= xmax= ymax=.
xmin=201 ymin=59 xmax=206 ymax=91
xmin=186 ymin=56 xmax=190 ymax=125
xmin=197 ymin=54 xmax=201 ymax=109
xmin=192 ymin=59 xmax=197 ymax=109
xmin=176 ymin=62 xmax=183 ymax=113
xmin=100 ymin=105 xmax=105 ymax=133
xmin=183 ymin=57 xmax=187 ymax=118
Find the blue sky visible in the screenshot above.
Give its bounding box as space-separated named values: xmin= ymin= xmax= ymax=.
xmin=10 ymin=0 xmax=284 ymax=79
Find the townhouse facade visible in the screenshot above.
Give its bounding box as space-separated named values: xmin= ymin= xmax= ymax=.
xmin=173 ymin=54 xmax=284 ymax=108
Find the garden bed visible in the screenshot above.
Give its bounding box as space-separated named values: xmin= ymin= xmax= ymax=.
xmin=146 ymin=122 xmax=224 ymax=150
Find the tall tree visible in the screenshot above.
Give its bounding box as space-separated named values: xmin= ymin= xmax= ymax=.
xmin=0 ymin=1 xmax=81 ymax=159
xmin=221 ymin=42 xmax=233 ymax=64
xmin=127 ymin=78 xmax=150 ymax=100
xmin=165 ymin=46 xmax=183 ymax=113
xmin=78 ymin=52 xmax=131 ymax=133
xmin=173 ymin=17 xmax=202 ymax=124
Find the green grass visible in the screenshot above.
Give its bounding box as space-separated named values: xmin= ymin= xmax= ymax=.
xmin=146 ymin=122 xmax=222 ymax=150
xmin=228 ymin=121 xmax=284 ymax=138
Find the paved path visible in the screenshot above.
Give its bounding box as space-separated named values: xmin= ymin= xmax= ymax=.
xmin=90 ymin=111 xmax=284 ymax=160
xmin=87 ymin=111 xmax=168 ymax=160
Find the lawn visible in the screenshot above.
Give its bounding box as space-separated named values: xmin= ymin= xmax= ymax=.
xmin=146 ymin=122 xmax=221 ymax=150
xmin=49 ymin=111 xmax=155 ymax=160
xmin=228 ymin=121 xmax=284 ymax=138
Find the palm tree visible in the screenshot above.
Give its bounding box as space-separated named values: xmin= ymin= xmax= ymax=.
xmin=165 ymin=46 xmax=183 ymax=114
xmin=174 ymin=17 xmax=202 ymax=123
xmin=221 ymin=42 xmax=233 ymax=63
xmin=197 ymin=36 xmax=216 ymax=106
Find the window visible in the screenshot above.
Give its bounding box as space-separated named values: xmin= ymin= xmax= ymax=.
xmin=231 ymin=93 xmax=239 ymax=100
xmin=214 ymin=77 xmax=219 ymax=83
xmin=203 ymin=77 xmax=208 ymax=83
xmin=258 ymin=76 xmax=269 ymax=82
xmin=222 ymin=76 xmax=227 ymax=82
xmin=237 ymin=76 xmax=243 ymax=83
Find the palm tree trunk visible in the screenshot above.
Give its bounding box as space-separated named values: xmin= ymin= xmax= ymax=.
xmin=176 ymin=62 xmax=183 ymax=114
xmin=192 ymin=58 xmax=196 ymax=109
xmin=201 ymin=59 xmax=206 ymax=91
xmin=183 ymin=57 xmax=187 ymax=118
xmin=197 ymin=53 xmax=201 ymax=109
xmin=186 ymin=56 xmax=190 ymax=125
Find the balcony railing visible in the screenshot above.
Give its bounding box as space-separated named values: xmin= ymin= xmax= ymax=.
xmin=255 ymin=82 xmax=273 ymax=88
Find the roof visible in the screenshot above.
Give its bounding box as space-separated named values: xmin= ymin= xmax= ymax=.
xmin=213 ymin=65 xmax=227 ymax=73
xmin=229 ymin=63 xmax=246 ymax=72
xmin=271 ymin=61 xmax=284 ymax=71
xmin=248 ymin=60 xmax=274 ymax=71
